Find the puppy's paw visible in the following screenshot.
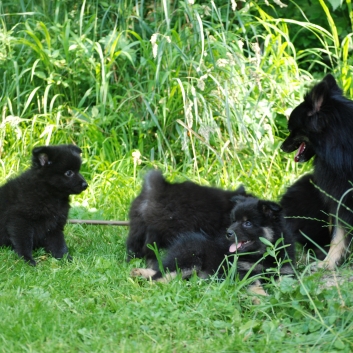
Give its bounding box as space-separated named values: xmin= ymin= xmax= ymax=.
xmin=28 ymin=259 xmax=37 ymax=266
xmin=248 ymin=280 xmax=268 ymax=304
xmin=64 ymin=254 xmax=73 ymax=262
xmin=130 ymin=268 xmax=157 ymax=279
xmin=22 ymin=256 xmax=36 ymax=266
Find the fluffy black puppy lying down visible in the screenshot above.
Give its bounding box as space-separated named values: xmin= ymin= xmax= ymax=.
xmin=131 ymin=195 xmax=295 ymax=295
xmin=126 ymin=169 xmax=247 ymax=263
xmin=0 ymin=144 xmax=88 ymax=265
xmin=280 ymin=174 xmax=332 ymax=260
xmin=131 ymin=232 xmax=231 ymax=281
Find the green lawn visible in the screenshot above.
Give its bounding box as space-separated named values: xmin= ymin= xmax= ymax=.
xmin=1 ymin=226 xmax=353 ymax=353
xmin=1 ymin=170 xmax=353 ymax=352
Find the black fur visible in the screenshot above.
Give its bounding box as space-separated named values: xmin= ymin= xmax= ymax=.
xmin=147 ymin=232 xmax=231 ymax=280
xmin=0 ymin=144 xmax=88 ymax=265
xmin=280 ymin=174 xmax=331 ymax=259
xmin=132 ymin=195 xmax=295 ymax=281
xmin=226 ymin=195 xmax=295 ymax=278
xmin=281 ymin=74 xmax=353 ymax=267
xmin=126 ymin=170 xmax=246 ymax=261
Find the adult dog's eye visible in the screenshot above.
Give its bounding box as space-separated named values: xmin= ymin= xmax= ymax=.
xmin=243 ymin=221 xmax=252 ymax=228
xmin=65 ymin=170 xmax=74 ymax=177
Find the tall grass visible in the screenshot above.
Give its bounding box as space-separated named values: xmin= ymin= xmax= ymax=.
xmin=0 ymin=0 xmax=321 ymax=192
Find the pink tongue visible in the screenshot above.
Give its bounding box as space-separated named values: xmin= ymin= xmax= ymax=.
xmin=229 ymin=242 xmax=242 ymax=253
xmin=294 ymin=142 xmax=306 ymax=162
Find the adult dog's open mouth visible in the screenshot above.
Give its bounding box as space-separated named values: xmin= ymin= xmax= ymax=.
xmin=294 ymin=142 xmax=306 ymax=162
xmin=229 ymin=240 xmax=254 ymax=253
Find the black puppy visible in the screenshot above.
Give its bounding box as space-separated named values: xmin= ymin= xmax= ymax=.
xmin=126 ymin=170 xmax=246 ymax=262
xmin=227 ymin=195 xmax=295 ymax=279
xmin=0 ymin=144 xmax=88 ymax=265
xmin=131 ymin=232 xmax=231 ymax=281
xmin=131 ymin=196 xmax=295 ymax=293
xmin=280 ymin=174 xmax=331 ymax=259
xmin=281 ymin=74 xmax=353 ymax=269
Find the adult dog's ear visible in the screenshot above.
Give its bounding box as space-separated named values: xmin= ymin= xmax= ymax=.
xmin=258 ymin=200 xmax=282 ymax=219
xmin=306 ymin=74 xmax=342 ymax=133
xmin=322 ymin=74 xmax=341 ymax=92
xmin=32 ymin=146 xmax=52 ymax=167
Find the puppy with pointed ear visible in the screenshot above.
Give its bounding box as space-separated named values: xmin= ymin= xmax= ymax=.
xmin=0 ymin=144 xmax=88 ymax=265
xmin=227 ymin=196 xmax=295 ymax=278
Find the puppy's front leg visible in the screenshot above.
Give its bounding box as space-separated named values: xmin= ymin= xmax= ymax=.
xmin=44 ymin=230 xmax=71 ymax=261
xmin=8 ymin=225 xmax=36 ymax=266
xmin=131 ymin=268 xmax=157 ymax=279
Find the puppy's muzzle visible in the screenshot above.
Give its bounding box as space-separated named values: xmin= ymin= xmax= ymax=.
xmin=81 ymin=181 xmax=88 ymax=190
xmin=226 ymin=229 xmax=235 ymax=240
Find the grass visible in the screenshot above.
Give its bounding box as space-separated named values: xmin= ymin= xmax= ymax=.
xmin=1 ymin=0 xmax=353 ymax=351
xmin=1 ymin=223 xmax=353 ymax=352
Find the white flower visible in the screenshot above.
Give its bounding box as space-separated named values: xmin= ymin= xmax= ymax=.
xmin=226 ymin=52 xmax=236 ymax=66
xmin=202 ymin=5 xmax=211 ymax=15
xmin=150 ymin=33 xmax=159 ymax=58
xmin=216 ymin=58 xmax=228 ymax=67
xmin=132 ymin=150 xmax=142 ymax=165
xmin=197 ymin=79 xmax=205 ymax=91
xmin=197 ymin=74 xmax=208 ymax=91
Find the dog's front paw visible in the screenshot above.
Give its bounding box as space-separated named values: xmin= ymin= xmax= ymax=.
xmin=130 ymin=268 xmax=157 ymax=279
xmin=18 ymin=254 xmax=36 ymax=266
xmin=315 ymin=259 xmax=336 ymax=271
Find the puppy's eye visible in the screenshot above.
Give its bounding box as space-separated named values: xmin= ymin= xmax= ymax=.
xmin=243 ymin=221 xmax=252 ymax=228
xmin=65 ymin=170 xmax=74 ymax=177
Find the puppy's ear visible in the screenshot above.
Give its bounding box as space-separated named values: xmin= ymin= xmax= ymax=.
xmin=258 ymin=200 xmax=282 ymax=219
xmin=70 ymin=145 xmax=82 ymax=155
xmin=234 ymin=184 xmax=246 ymax=195
xmin=230 ymin=194 xmax=247 ymax=204
xmin=32 ymin=146 xmax=52 ymax=167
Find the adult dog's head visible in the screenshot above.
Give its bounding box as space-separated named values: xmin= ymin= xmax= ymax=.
xmin=281 ymin=74 xmax=348 ymax=163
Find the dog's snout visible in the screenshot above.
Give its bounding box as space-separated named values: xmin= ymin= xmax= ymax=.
xmin=81 ymin=181 xmax=88 ymax=190
xmin=226 ymin=229 xmax=235 ymax=239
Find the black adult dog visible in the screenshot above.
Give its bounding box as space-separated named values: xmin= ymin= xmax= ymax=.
xmin=281 ymin=74 xmax=353 ymax=269
xmin=126 ymin=170 xmax=247 ymax=263
xmin=0 ymin=145 xmax=88 ymax=265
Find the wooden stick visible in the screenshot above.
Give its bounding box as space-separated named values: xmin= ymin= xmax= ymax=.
xmin=68 ymin=219 xmax=130 ymax=226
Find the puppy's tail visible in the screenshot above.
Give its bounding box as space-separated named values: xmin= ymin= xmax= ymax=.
xmin=143 ymin=170 xmax=167 ymax=195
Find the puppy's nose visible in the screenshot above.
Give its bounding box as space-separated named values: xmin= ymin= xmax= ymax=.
xmin=82 ymin=182 xmax=88 ymax=190
xmin=226 ymin=229 xmax=235 ymax=239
